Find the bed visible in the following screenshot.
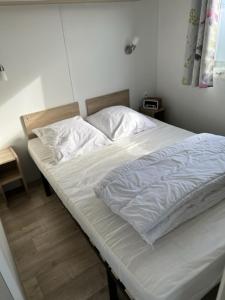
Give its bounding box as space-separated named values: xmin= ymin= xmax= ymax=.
xmin=21 ymin=90 xmax=225 ymax=300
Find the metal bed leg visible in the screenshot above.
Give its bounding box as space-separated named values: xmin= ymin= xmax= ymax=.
xmin=41 ymin=173 xmax=52 ymax=197
xmin=107 ymin=267 xmax=119 ymax=300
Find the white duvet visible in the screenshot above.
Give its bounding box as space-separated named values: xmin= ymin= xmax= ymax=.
xmin=95 ymin=133 xmax=225 ymax=244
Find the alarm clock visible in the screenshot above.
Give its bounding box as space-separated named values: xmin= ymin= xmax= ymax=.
xmin=143 ymin=97 xmax=162 ymax=110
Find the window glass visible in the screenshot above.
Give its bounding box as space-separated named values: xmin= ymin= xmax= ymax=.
xmin=216 ymin=0 xmax=225 ymax=61
xmin=215 ymin=0 xmax=225 ymax=77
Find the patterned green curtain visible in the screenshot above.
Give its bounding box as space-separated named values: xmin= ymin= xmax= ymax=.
xmin=183 ymin=0 xmax=221 ymax=88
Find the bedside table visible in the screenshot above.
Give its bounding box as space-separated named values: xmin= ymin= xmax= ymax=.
xmin=140 ymin=107 xmax=165 ymax=121
xmin=0 ymin=147 xmax=28 ymax=202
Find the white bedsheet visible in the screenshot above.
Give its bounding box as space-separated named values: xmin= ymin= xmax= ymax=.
xmin=95 ymin=133 xmax=225 ymax=245
xmin=28 ymin=119 xmax=225 ymax=300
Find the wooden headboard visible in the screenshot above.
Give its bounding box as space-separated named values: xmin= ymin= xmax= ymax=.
xmin=21 ymin=102 xmax=80 ymax=139
xmin=86 ymin=89 xmax=130 ymax=116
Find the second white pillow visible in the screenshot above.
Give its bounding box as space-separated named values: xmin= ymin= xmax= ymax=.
xmin=86 ymin=105 xmax=157 ymax=141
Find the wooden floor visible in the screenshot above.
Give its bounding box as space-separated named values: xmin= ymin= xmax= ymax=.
xmin=0 ymin=182 xmax=218 ymax=300
xmin=0 ymin=182 xmax=110 ymax=300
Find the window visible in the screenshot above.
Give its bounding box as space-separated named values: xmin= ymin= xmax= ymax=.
xmin=215 ymin=0 xmax=225 ymax=77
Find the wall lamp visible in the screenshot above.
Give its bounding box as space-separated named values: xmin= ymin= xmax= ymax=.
xmin=125 ymin=37 xmax=140 ymax=55
xmin=0 ymin=65 xmax=8 ymax=81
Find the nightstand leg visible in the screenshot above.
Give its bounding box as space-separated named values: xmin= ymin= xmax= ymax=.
xmin=0 ymin=186 xmax=7 ymax=202
xmin=22 ymin=178 xmax=29 ymax=194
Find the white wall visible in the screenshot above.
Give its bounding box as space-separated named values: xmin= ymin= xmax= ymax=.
xmin=133 ymin=0 xmax=158 ymax=107
xmin=0 ymin=5 xmax=73 ymax=181
xmin=60 ymin=2 xmax=135 ymax=115
xmin=0 ymin=0 xmax=158 ymax=182
xmin=157 ymin=0 xmax=225 ymax=135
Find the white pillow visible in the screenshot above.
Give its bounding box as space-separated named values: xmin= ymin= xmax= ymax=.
xmin=86 ymin=106 xmax=157 ymax=141
xmin=33 ymin=116 xmax=111 ymax=163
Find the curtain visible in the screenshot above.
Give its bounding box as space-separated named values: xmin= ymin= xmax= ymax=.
xmin=182 ymin=0 xmax=221 ymax=88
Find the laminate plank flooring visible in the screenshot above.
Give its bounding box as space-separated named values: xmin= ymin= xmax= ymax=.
xmin=0 ymin=182 xmax=218 ymax=300
xmin=0 ymin=182 xmax=109 ymax=300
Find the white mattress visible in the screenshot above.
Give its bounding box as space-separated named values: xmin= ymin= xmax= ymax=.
xmin=28 ymin=119 xmax=225 ymax=300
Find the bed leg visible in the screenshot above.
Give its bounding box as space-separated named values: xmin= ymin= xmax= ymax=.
xmin=41 ymin=173 xmax=52 ymax=197
xmin=106 ymin=267 xmax=119 ymax=300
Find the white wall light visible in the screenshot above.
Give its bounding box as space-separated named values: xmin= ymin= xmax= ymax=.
xmin=125 ymin=37 xmax=140 ymax=55
xmin=0 ymin=65 xmax=8 ymax=81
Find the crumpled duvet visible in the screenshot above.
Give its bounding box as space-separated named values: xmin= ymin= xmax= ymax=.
xmin=95 ymin=133 xmax=225 ymax=244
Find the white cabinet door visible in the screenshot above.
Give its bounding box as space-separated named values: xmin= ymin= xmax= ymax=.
xmin=0 ymin=220 xmax=25 ymax=300
xmin=0 ymin=272 xmax=14 ymax=300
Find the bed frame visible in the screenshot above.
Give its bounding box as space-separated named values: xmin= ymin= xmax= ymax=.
xmin=21 ymin=90 xmax=131 ymax=300
xmin=21 ymin=102 xmax=80 ymax=139
xmin=21 ymin=90 xmax=218 ymax=300
xmin=86 ymin=89 xmax=129 ymax=116
xmin=21 ymin=101 xmax=81 ymax=196
xmin=21 ymin=90 xmax=129 ymax=139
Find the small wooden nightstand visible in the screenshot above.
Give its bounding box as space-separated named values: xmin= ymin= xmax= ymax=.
xmin=140 ymin=107 xmax=165 ymax=121
xmin=0 ymin=147 xmax=28 ymax=202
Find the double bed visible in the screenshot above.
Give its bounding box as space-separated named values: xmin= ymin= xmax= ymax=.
xmin=21 ymin=90 xmax=225 ymax=300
